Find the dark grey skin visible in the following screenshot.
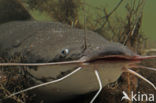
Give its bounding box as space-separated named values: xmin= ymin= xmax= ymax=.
xmin=0 ymin=21 xmax=138 ymax=102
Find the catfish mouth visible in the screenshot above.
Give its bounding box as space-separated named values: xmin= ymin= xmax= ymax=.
xmin=86 ymin=55 xmax=151 ymax=63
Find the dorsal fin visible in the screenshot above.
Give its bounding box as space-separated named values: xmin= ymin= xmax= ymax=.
xmin=0 ymin=0 xmax=32 ymax=24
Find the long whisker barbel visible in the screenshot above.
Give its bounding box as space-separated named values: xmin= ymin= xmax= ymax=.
xmin=0 ymin=60 xmax=84 ymax=66
xmin=132 ymin=65 xmax=156 ymax=72
xmin=90 ymin=70 xmax=102 ymax=103
xmin=124 ymin=68 xmax=156 ymax=90
xmin=6 ymin=67 xmax=82 ymax=98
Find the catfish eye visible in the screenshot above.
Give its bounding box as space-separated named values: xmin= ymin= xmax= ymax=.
xmin=61 ymin=49 xmax=69 ymax=56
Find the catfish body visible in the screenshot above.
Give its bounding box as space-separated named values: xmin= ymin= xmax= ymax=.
xmin=0 ymin=21 xmax=135 ymax=102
